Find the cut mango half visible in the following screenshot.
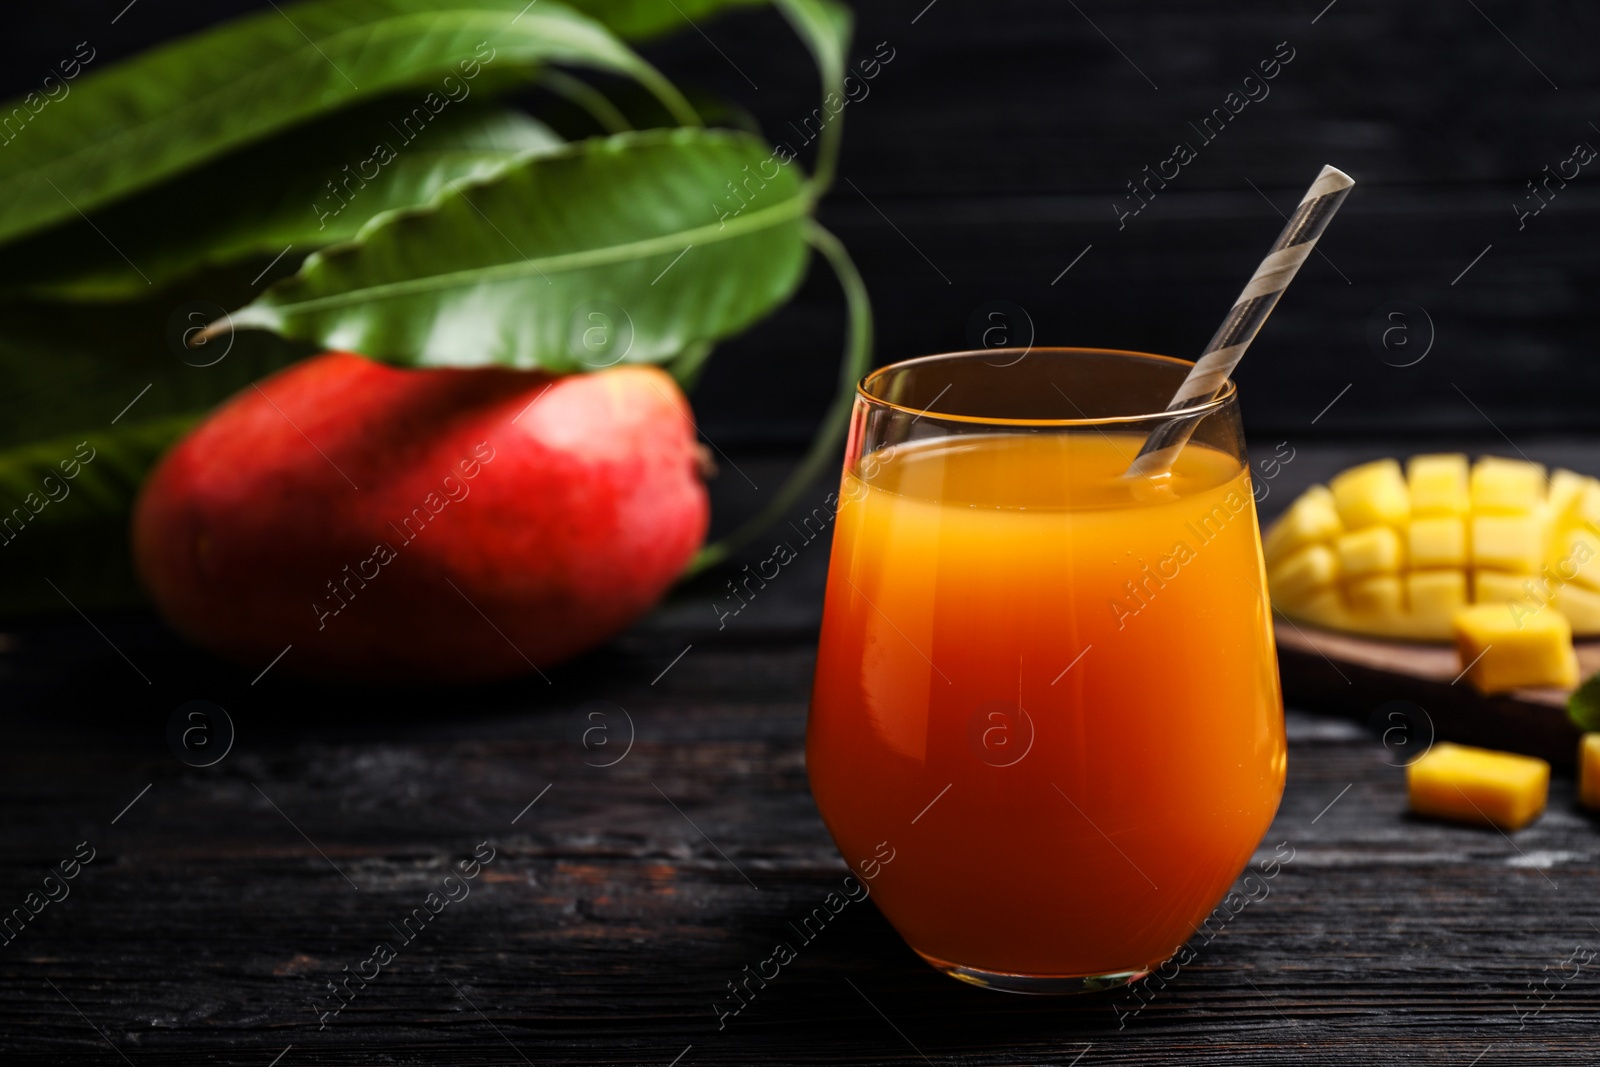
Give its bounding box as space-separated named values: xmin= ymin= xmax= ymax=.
xmin=1263 ymin=455 xmax=1600 ymax=640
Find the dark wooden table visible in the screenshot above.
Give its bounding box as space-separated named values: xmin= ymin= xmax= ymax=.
xmin=5 ymin=445 xmax=1600 ymax=1065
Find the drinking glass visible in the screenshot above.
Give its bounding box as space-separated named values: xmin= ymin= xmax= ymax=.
xmin=806 ymin=347 xmax=1286 ymax=993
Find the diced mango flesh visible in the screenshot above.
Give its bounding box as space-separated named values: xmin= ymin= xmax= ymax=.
xmin=1453 ymin=603 xmax=1578 ymax=693
xmin=1471 ymin=457 xmax=1545 ymax=514
xmin=1407 ymin=571 xmax=1468 ymax=632
xmin=1548 ymin=469 xmax=1588 ymax=521
xmin=1264 ymin=453 xmax=1600 ymax=642
xmin=1408 ymin=742 xmax=1549 ymax=831
xmin=1408 ymin=453 xmax=1470 ymax=516
xmin=1580 ymin=735 xmax=1600 ymax=812
xmin=1555 ymin=583 xmax=1600 ymax=631
xmin=1348 ymin=574 xmax=1402 ymax=617
xmin=1263 ymin=485 xmax=1340 ymax=567
xmin=1474 ymin=570 xmax=1531 ymax=607
xmin=1577 ymin=483 xmax=1600 ymax=528
xmin=1409 ymin=517 xmax=1466 ymax=569
xmin=1270 ymin=544 xmax=1338 ymax=603
xmin=1331 ymin=459 xmax=1410 ymax=529
xmin=1550 ymin=528 xmax=1600 ymax=591
xmin=1337 ymin=526 xmax=1403 ymax=578
xmin=1471 ymin=514 xmax=1543 ymax=573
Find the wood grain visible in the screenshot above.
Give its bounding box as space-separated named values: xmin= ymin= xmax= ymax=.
xmin=4 ymin=611 xmax=1600 ymax=1064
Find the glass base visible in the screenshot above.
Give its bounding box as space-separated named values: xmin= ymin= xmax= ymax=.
xmin=917 ymin=951 xmax=1149 ymax=995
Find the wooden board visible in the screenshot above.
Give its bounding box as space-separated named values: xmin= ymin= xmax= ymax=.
xmin=9 ymin=619 xmax=1600 ymax=1065
xmin=1274 ymin=619 xmax=1589 ymax=768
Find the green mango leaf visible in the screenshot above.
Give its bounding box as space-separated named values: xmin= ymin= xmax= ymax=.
xmin=8 ymin=105 xmax=562 ymax=302
xmin=772 ymin=0 xmax=853 ymax=192
xmin=1570 ymin=671 xmax=1600 ymax=733
xmin=539 ymin=69 xmax=636 ymax=134
xmin=687 ymin=221 xmax=871 ymax=573
xmin=669 ymin=340 xmax=718 ymax=390
xmin=566 ymin=0 xmax=768 ymax=40
xmin=0 ymin=0 xmax=695 ymax=248
xmin=218 ymin=128 xmax=812 ymax=371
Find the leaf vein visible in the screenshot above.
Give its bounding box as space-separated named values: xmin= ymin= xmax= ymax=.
xmin=245 ymin=192 xmax=809 ymax=319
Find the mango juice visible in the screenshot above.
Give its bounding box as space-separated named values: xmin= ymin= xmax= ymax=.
xmin=807 ymin=431 xmax=1285 ymax=980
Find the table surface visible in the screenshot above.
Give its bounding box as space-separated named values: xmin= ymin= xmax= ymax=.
xmin=6 ymin=444 xmax=1600 ymax=1065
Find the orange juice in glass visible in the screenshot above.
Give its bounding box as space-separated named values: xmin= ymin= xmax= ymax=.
xmin=807 ymin=347 xmax=1285 ymax=993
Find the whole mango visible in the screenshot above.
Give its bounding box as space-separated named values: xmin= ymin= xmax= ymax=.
xmin=133 ymin=352 xmax=708 ymax=682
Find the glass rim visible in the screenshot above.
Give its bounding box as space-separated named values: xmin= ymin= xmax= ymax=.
xmin=856 ymin=347 xmax=1238 ymax=428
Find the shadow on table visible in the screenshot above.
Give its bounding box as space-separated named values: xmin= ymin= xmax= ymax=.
xmin=1 ymin=607 xmax=703 ymax=747
xmin=707 ymin=871 xmax=1191 ymax=1055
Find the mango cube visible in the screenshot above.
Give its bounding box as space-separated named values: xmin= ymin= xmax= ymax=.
xmin=1408 ymin=517 xmax=1466 ymax=569
xmin=1408 ymin=742 xmax=1549 ymax=831
xmin=1290 ymin=589 xmax=1345 ymax=629
xmin=1581 ymin=735 xmax=1600 ymax=811
xmin=1336 ymin=526 xmax=1403 ymax=579
xmin=1263 ymin=485 xmax=1342 ymax=566
xmin=1471 ymin=514 xmax=1543 ymax=573
xmin=1474 ymin=570 xmax=1531 ymax=608
xmin=1267 ymin=544 xmax=1338 ymax=606
xmin=1452 ymin=603 xmax=1578 ymax=693
xmin=1408 ymin=453 xmax=1470 ymax=516
xmin=1550 ymin=527 xmax=1600 ymax=591
xmin=1554 ymin=583 xmax=1600 ymax=632
xmin=1547 ymin=469 xmax=1589 ymax=522
xmin=1408 ymin=571 xmax=1468 ymax=631
xmin=1331 ymin=459 xmax=1409 ymax=529
xmin=1347 ymin=574 xmax=1402 ymax=618
xmin=1471 ymin=456 xmax=1545 ymax=514
xmin=1575 ymin=483 xmax=1600 ymax=529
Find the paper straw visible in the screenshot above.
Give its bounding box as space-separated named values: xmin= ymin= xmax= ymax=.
xmin=1123 ymin=164 xmax=1355 ymax=479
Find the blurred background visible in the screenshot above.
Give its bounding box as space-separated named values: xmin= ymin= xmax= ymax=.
xmin=10 ymin=0 xmax=1600 ymax=454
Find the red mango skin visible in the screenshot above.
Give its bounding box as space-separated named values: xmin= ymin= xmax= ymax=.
xmin=133 ymin=352 xmax=708 ymax=682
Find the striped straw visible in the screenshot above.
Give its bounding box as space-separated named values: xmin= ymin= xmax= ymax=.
xmin=1124 ymin=164 xmax=1355 ymax=479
